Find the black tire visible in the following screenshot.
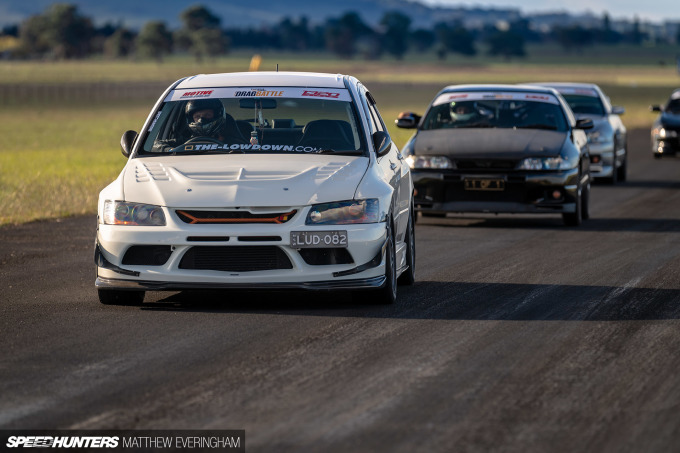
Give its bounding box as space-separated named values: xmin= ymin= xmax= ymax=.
xmin=581 ymin=182 xmax=590 ymax=220
xmin=605 ymin=162 xmax=618 ymax=185
xmin=376 ymin=220 xmax=398 ymax=304
xmin=654 ymin=153 xmax=662 ymax=159
xmin=563 ymin=183 xmax=583 ymax=226
xmin=398 ymin=208 xmax=416 ymax=286
xmin=98 ymin=289 xmax=145 ymax=306
xmin=617 ymin=152 xmax=627 ymax=181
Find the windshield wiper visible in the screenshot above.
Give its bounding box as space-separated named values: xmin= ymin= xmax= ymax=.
xmin=454 ymin=123 xmax=496 ymax=128
xmin=514 ymin=124 xmax=558 ymax=131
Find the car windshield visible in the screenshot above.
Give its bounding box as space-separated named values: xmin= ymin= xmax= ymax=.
xmin=421 ymin=93 xmax=568 ymax=132
xmin=561 ymin=94 xmax=606 ymax=116
xmin=141 ymin=87 xmax=366 ymax=155
xmin=666 ymin=99 xmax=680 ymax=114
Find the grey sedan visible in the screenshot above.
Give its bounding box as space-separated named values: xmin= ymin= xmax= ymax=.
xmin=533 ymin=83 xmax=627 ymax=184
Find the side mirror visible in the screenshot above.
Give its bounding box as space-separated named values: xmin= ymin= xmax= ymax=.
xmin=611 ymin=106 xmax=625 ymax=115
xmin=395 ymin=111 xmax=421 ymax=129
xmin=575 ymin=118 xmax=594 ymax=130
xmin=373 ymin=131 xmax=392 ymax=157
xmin=120 ymin=130 xmax=138 ymax=158
xmin=650 ymin=105 xmax=662 ymax=113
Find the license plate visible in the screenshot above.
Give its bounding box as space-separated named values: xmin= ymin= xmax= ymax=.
xmin=291 ymin=231 xmax=348 ymax=248
xmin=464 ymin=178 xmax=505 ymax=191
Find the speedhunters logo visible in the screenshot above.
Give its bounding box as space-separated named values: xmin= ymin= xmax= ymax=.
xmin=7 ymin=436 xmax=118 ymax=448
xmin=234 ymin=88 xmax=283 ymax=97
xmin=2 ymin=431 xmax=245 ymax=452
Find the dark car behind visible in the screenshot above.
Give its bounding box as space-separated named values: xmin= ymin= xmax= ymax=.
xmin=650 ymin=89 xmax=680 ymax=158
xmin=396 ymin=84 xmax=593 ymax=226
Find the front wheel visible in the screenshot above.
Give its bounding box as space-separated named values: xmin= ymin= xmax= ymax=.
xmin=605 ymin=163 xmax=618 ymax=185
xmin=581 ymin=181 xmax=590 ymax=220
xmin=398 ymin=208 xmax=416 ymax=286
xmin=98 ymin=289 xmax=145 ymax=306
xmin=562 ymin=183 xmax=583 ymax=226
xmin=617 ymin=152 xmax=627 ymax=181
xmin=375 ymin=220 xmax=398 ymax=304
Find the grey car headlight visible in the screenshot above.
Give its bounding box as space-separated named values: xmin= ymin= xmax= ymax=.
xmin=587 ymin=130 xmax=614 ymax=144
xmin=517 ymin=156 xmax=577 ymax=170
xmin=103 ymin=201 xmax=166 ymax=226
xmin=306 ymin=200 xmax=380 ymax=225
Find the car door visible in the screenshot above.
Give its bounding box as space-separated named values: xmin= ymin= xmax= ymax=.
xmin=362 ymin=89 xmax=409 ymax=242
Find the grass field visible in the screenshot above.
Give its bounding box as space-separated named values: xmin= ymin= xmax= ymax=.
xmin=1 ymin=48 xmax=679 ymax=225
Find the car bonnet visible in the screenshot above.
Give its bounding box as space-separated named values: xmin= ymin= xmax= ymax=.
xmin=660 ymin=111 xmax=680 ymax=127
xmin=413 ymin=128 xmax=567 ymax=159
xmin=122 ymin=154 xmax=369 ymax=208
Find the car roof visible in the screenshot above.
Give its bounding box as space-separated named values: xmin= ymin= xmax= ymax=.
xmin=175 ymin=71 xmax=348 ymax=89
xmin=438 ymin=84 xmax=560 ymax=95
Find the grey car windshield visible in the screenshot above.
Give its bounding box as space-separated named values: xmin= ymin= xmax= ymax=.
xmin=561 ymin=94 xmax=606 ymax=116
xmin=422 ymin=99 xmax=569 ymax=132
xmin=142 ymin=91 xmax=366 ymax=155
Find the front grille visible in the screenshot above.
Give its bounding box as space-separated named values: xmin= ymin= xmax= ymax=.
xmin=455 ymin=160 xmax=517 ymax=170
xmin=176 ymin=209 xmax=297 ymax=224
xmin=415 ymin=179 xmax=530 ymax=204
xmin=179 ymin=246 xmax=293 ymax=272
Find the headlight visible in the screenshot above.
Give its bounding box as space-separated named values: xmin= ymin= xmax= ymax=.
xmin=407 ymin=155 xmax=455 ymax=169
xmin=654 ymin=127 xmax=678 ymax=139
xmin=103 ymin=201 xmax=166 ymax=226
xmin=517 ymin=156 xmax=577 ymax=170
xmin=587 ymin=130 xmax=613 ymax=144
xmin=306 ymin=199 xmax=380 ymax=225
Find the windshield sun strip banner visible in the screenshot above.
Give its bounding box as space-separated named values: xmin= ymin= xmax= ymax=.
xmin=433 ymin=92 xmax=560 ymax=106
xmin=552 ymin=87 xmax=599 ymax=97
xmin=165 ymin=87 xmax=351 ymax=102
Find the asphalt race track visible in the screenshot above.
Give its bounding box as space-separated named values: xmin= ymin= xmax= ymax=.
xmin=2 ymin=129 xmax=680 ymax=452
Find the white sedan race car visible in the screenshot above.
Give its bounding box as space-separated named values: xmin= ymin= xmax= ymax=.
xmin=95 ymin=72 xmax=415 ymax=305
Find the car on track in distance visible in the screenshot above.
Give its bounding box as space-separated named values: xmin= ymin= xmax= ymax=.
xmin=95 ymin=72 xmax=415 ymax=305
xmin=533 ymin=83 xmax=627 ymax=183
xmin=395 ymin=84 xmax=592 ymax=226
xmin=650 ymin=89 xmax=680 ymax=158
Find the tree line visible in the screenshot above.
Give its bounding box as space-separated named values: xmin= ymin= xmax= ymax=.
xmin=1 ymin=3 xmax=676 ymax=62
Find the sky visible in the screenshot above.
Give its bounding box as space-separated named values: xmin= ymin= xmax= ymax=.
xmin=421 ymin=0 xmax=677 ymax=22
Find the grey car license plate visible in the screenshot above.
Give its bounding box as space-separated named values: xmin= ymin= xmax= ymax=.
xmin=291 ymin=231 xmax=348 ymax=248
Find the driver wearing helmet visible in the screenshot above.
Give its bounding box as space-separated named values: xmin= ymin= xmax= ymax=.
xmin=450 ymin=102 xmax=481 ymax=123
xmin=186 ymin=99 xmax=230 ymax=139
xmin=152 ymin=98 xmax=247 ymax=152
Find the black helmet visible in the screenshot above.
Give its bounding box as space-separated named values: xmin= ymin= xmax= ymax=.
xmin=185 ymin=98 xmax=226 ymax=137
xmin=185 ymin=98 xmax=225 ymax=123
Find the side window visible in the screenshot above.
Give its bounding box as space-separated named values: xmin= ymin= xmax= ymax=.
xmin=366 ymin=92 xmax=389 ymax=135
xmin=559 ymin=97 xmax=576 ymax=127
xmin=368 ymin=103 xmax=385 ymax=132
xmin=358 ymin=87 xmax=378 ymax=135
